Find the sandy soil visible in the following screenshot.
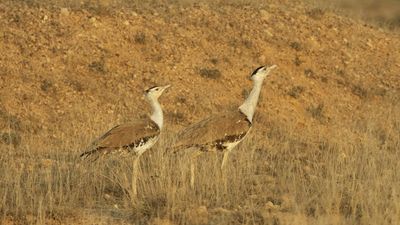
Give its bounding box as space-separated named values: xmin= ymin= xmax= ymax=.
xmin=0 ymin=1 xmax=398 ymax=147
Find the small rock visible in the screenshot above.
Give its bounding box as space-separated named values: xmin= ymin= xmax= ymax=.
xmin=264 ymin=29 xmax=273 ymax=37
xmin=342 ymin=51 xmax=352 ymax=59
xmin=259 ymin=9 xmax=270 ymax=21
xmin=303 ymin=165 xmax=311 ymax=173
xmin=366 ymin=40 xmax=373 ymax=48
xmin=104 ymin=194 xmax=111 ymax=200
xmin=123 ymin=20 xmax=130 ymax=26
xmin=265 ymin=201 xmax=280 ymax=211
xmin=60 ymin=8 xmax=69 ymax=16
xmin=307 ymin=36 xmax=320 ymax=50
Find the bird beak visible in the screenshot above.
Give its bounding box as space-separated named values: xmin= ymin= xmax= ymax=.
xmin=267 ymin=65 xmax=277 ymax=71
xmin=162 ymin=84 xmax=171 ymax=90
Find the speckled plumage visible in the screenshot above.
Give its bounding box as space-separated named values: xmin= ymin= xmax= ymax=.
xmin=174 ymin=110 xmax=252 ymax=152
xmin=80 ymin=119 xmax=160 ymax=160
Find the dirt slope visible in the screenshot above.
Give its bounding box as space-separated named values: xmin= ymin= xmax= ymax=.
xmin=1 ymin=1 xmax=399 ymax=150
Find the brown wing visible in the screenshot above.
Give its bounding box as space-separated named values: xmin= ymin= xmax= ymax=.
xmin=80 ymin=119 xmax=160 ymax=160
xmin=174 ymin=111 xmax=251 ymax=151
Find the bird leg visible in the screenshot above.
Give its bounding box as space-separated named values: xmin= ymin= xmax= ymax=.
xmin=221 ymin=150 xmax=230 ymax=170
xmin=131 ymin=155 xmax=141 ymax=204
xmin=190 ymin=151 xmax=202 ymax=189
xmin=190 ymin=159 xmax=195 ymax=189
xmin=221 ymin=151 xmax=231 ymax=192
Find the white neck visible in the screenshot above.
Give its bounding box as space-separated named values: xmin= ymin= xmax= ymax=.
xmin=148 ymin=97 xmax=163 ymax=128
xmin=238 ymin=79 xmax=264 ymax=123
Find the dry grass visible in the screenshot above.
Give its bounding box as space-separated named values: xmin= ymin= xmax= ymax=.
xmin=1 ymin=100 xmax=399 ymax=224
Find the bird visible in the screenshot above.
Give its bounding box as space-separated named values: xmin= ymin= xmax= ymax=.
xmin=172 ymin=65 xmax=277 ymax=188
xmin=80 ymin=84 xmax=170 ymax=199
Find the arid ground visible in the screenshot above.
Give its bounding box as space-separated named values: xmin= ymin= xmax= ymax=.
xmin=0 ymin=0 xmax=399 ymax=224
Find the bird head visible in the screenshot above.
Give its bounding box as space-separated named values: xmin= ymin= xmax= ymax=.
xmin=249 ymin=65 xmax=277 ymax=82
xmin=145 ymin=84 xmax=171 ymax=100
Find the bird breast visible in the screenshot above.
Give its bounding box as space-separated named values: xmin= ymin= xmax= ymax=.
xmin=133 ymin=136 xmax=159 ymax=156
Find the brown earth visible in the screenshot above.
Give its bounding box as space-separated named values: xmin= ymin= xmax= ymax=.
xmin=0 ymin=0 xmax=399 ymax=224
xmin=0 ymin=1 xmax=398 ymax=148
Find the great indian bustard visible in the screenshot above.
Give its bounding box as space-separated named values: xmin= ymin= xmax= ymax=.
xmin=173 ymin=65 xmax=276 ymax=188
xmin=80 ymin=84 xmax=170 ymax=199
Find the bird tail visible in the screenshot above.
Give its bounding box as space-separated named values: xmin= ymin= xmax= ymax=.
xmin=80 ymin=149 xmax=95 ymax=159
xmin=79 ymin=147 xmax=106 ymax=162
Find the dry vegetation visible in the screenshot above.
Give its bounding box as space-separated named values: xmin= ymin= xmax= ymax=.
xmin=0 ymin=0 xmax=400 ymax=224
xmin=2 ymin=103 xmax=399 ymax=225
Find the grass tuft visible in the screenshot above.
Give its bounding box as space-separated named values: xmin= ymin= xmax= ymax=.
xmin=198 ymin=68 xmax=222 ymax=79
